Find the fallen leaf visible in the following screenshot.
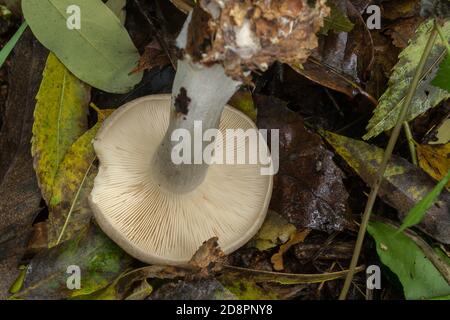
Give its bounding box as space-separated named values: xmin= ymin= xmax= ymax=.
xmin=169 ymin=0 xmax=195 ymax=13
xmin=151 ymin=279 xmax=237 ymax=300
xmin=0 ymin=30 xmax=47 ymax=299
xmin=105 ymin=0 xmax=126 ymax=25
xmin=228 ymin=89 xmax=257 ymax=122
xmin=364 ymin=19 xmax=450 ymax=140
xmin=417 ymin=142 xmax=450 ymax=187
xmin=31 ymin=52 xmax=90 ymax=204
xmin=72 ymin=269 xmax=152 ymax=300
xmin=368 ymin=220 xmax=450 ymax=299
xmin=10 ymin=223 xmax=134 ymax=300
xmin=48 ymin=108 xmax=114 ymax=247
xmin=386 ymin=17 xmax=425 ymax=48
xmin=399 ymin=169 xmax=450 ymax=232
xmin=323 ymin=131 xmax=450 ymax=243
xmin=256 ymin=95 xmax=351 ymax=233
xmin=320 ymin=0 xmax=354 ymax=35
xmin=382 ymin=0 xmax=421 ymax=20
xmin=22 ymin=0 xmax=143 ymax=93
xmin=292 ymin=0 xmax=375 ymax=103
xmin=271 ymin=229 xmax=311 ymax=271
xmin=132 ymin=40 xmax=170 ymax=74
xmin=249 ymin=210 xmax=296 ymax=251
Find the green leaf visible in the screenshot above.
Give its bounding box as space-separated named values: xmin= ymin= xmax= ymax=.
xmin=0 ymin=21 xmax=27 ymax=68
xmin=320 ymin=1 xmax=354 ymax=35
xmin=22 ymin=0 xmax=143 ymax=93
xmin=367 ymin=221 xmax=450 ymax=300
xmin=10 ymin=223 xmax=134 ymax=300
xmin=32 ymin=53 xmax=90 ymax=203
xmin=48 ymin=109 xmax=114 ymax=247
xmin=432 ymin=52 xmax=450 ymax=92
xmin=364 ymin=19 xmax=450 ymax=140
xmin=398 ymin=169 xmax=450 ymax=232
xmin=105 ymin=0 xmax=126 ymax=25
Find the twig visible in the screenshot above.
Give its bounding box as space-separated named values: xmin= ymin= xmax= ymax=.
xmin=338 ymin=21 xmax=439 ymax=300
xmin=133 ymin=0 xmax=176 ymax=69
xmin=403 ymin=122 xmax=418 ymax=165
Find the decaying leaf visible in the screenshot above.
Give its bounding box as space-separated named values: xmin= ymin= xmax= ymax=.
xmin=248 ymin=210 xmax=297 ymax=251
xmin=398 ymin=170 xmax=450 ymax=232
xmin=417 ymin=142 xmax=450 ymax=187
xmin=256 ymin=95 xmax=351 ymax=232
xmin=368 ymin=220 xmax=450 ymax=300
xmin=72 ymin=269 xmax=152 ymax=300
xmin=323 ymin=131 xmax=450 ymax=243
xmin=48 ymin=109 xmax=114 ymax=247
xmin=271 ymin=229 xmax=310 ymax=271
xmin=386 ymin=17 xmax=425 ymax=48
xmin=151 ymin=279 xmax=237 ymax=300
xmin=364 ymin=19 xmax=450 ymax=140
xmin=169 ymin=0 xmax=195 ymax=13
xmin=320 ymin=0 xmax=354 ymax=35
xmin=0 ymin=30 xmax=47 ymax=299
xmin=132 ymin=40 xmax=170 ymax=74
xmin=292 ymin=0 xmax=374 ymax=102
xmin=31 ymin=53 xmax=90 ymax=204
xmin=10 ymin=223 xmax=134 ymax=300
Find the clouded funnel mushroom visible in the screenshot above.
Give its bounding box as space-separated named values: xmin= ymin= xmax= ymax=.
xmin=90 ymin=0 xmax=329 ymax=265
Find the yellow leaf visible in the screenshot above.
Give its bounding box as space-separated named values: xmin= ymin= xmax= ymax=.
xmin=32 ymin=53 xmax=90 ymax=203
xmin=417 ymin=143 xmax=450 ymax=188
xmin=271 ymin=229 xmax=310 ymax=271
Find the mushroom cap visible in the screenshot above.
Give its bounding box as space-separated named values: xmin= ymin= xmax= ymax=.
xmin=90 ymin=94 xmax=273 ymax=265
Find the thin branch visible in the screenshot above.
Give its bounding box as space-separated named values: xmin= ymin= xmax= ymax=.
xmin=338 ymin=21 xmax=439 ymax=300
xmin=133 ymin=0 xmax=177 ymax=69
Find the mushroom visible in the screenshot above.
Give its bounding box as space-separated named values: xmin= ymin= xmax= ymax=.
xmin=90 ymin=0 xmax=329 ymax=265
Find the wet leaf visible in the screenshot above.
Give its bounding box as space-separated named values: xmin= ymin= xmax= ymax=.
xmin=323 ymin=131 xmax=450 ymax=243
xmin=320 ymin=0 xmax=354 ymax=35
xmin=151 ymin=279 xmax=237 ymax=300
xmin=48 ymin=109 xmax=114 ymax=247
xmin=271 ymin=229 xmax=310 ymax=271
xmin=31 ymin=53 xmax=90 ymax=204
xmin=0 ymin=30 xmax=48 ymax=299
xmin=417 ymin=142 xmax=450 ymax=187
xmin=132 ymin=40 xmax=170 ymax=74
xmin=256 ymin=95 xmax=351 ymax=233
xmin=368 ymin=220 xmax=450 ymax=299
xmin=248 ymin=210 xmax=296 ymax=251
xmin=10 ymin=223 xmax=134 ymax=300
xmin=398 ymin=169 xmax=450 ymax=232
xmin=73 ymin=270 xmax=152 ymax=300
xmin=364 ymin=19 xmax=450 ymax=140
xmin=292 ymin=0 xmax=374 ymax=102
xmin=22 ymin=0 xmax=143 ymax=93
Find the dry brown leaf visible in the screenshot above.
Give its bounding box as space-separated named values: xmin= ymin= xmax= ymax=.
xmin=271 ymin=229 xmax=311 ymax=271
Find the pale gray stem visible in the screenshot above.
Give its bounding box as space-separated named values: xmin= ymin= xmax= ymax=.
xmin=153 ymin=58 xmax=241 ymax=193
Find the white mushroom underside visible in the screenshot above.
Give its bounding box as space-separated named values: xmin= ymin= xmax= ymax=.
xmin=90 ymin=95 xmax=272 ymax=265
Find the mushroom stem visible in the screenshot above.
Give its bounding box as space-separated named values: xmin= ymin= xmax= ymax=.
xmin=153 ymin=58 xmax=241 ymax=193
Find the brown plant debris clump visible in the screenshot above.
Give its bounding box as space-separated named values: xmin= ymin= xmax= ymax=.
xmin=185 ymin=0 xmax=330 ymax=81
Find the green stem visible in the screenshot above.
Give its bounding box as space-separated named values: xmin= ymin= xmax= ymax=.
xmin=338 ymin=21 xmax=439 ymax=300
xmin=403 ymin=122 xmax=418 ymax=165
